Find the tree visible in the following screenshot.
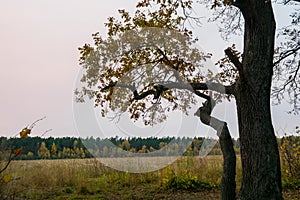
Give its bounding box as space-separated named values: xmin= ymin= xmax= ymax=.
xmin=121 ymin=140 xmax=131 ymax=151
xmin=51 ymin=143 xmax=57 ymax=158
xmin=76 ymin=0 xmax=300 ymax=199
xmin=38 ymin=142 xmax=50 ymax=159
xmin=138 ymin=145 xmax=148 ymax=153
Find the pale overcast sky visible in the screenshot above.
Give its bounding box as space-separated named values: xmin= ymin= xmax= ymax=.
xmin=0 ymin=1 xmax=299 ymax=138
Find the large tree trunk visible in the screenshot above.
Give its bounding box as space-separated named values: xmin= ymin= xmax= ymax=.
xmin=236 ymin=81 xmax=283 ymax=200
xmin=236 ymin=1 xmax=283 ymax=199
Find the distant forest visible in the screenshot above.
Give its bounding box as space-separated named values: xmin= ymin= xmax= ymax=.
xmin=0 ymin=136 xmax=297 ymax=160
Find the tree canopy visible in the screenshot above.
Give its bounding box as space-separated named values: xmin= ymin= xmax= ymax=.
xmin=76 ymin=0 xmax=299 ymax=118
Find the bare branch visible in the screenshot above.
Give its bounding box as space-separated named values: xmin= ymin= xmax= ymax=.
xmin=207 ymin=5 xmax=243 ymax=40
xmin=178 ymin=0 xmax=203 ymax=27
xmin=272 ymin=60 xmax=300 ymax=113
xmin=28 ymin=116 xmax=46 ymax=129
xmin=283 ymin=0 xmax=300 ymax=4
xmin=273 ymin=45 xmax=300 ymax=66
xmin=0 ymin=150 xmax=17 ymax=174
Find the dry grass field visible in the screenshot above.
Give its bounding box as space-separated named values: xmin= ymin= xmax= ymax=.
xmin=1 ymin=156 xmax=299 ymax=199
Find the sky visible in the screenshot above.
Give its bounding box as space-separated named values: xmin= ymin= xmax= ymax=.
xmin=0 ymin=1 xmax=299 ymax=139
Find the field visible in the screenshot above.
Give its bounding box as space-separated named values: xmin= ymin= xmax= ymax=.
xmin=1 ymin=156 xmax=299 ymax=200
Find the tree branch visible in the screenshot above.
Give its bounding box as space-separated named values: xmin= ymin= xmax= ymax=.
xmin=273 ymin=45 xmax=300 ymax=66
xmin=283 ymin=0 xmax=300 ymax=4
xmin=226 ymin=0 xmax=243 ymax=12
xmin=191 ymin=82 xmax=235 ymax=95
xmin=194 ymin=98 xmax=236 ymax=200
xmin=194 ymin=91 xmax=211 ymax=101
xmin=101 ymin=83 xmax=161 ymax=100
xmin=0 ymin=150 xmax=17 ymax=174
xmin=102 ymin=81 xmax=235 ymax=101
xmin=224 ymin=48 xmax=243 ymax=73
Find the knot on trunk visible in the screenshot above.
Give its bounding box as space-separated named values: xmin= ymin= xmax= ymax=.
xmin=194 ymin=98 xmax=225 ymax=136
xmin=194 ymin=98 xmax=215 ymax=123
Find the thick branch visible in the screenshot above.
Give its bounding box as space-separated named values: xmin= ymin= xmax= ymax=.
xmin=102 ymin=82 xmax=162 ymax=100
xmin=190 ymin=82 xmax=235 ymax=95
xmin=102 ymin=81 xmax=235 ymax=101
xmin=194 ymin=91 xmax=211 ymax=101
xmin=228 ymin=0 xmax=243 ymax=8
xmin=224 ymin=48 xmax=243 ymax=73
xmin=153 ymin=82 xmax=233 ymax=95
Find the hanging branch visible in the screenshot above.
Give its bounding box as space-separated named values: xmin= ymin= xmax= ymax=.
xmin=1 ymin=117 xmax=51 ymax=177
xmin=41 ymin=129 xmax=53 ymax=137
xmin=18 ymin=116 xmax=47 ymax=138
xmin=0 ymin=151 xmax=15 ymax=174
xmin=28 ymin=116 xmax=46 ymax=130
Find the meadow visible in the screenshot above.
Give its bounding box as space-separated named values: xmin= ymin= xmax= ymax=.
xmin=1 ymin=155 xmax=299 ymax=200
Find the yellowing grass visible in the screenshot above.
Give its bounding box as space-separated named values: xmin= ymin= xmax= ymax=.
xmin=2 ymin=156 xmax=297 ymax=200
xmin=2 ymin=156 xmax=225 ymax=198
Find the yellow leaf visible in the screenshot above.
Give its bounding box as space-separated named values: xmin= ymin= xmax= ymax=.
xmin=20 ymin=127 xmax=31 ymax=138
xmin=3 ymin=174 xmax=11 ymax=183
xmin=13 ymin=148 xmax=23 ymax=156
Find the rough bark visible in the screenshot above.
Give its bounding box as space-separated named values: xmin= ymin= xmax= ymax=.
xmin=234 ymin=0 xmax=283 ymax=199
xmin=236 ymin=81 xmax=283 ymax=200
xmin=195 ymin=99 xmax=236 ymax=200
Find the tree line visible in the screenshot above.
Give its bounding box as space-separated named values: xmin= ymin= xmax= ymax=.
xmin=0 ymin=136 xmax=297 ymax=160
xmin=0 ymin=136 xmax=238 ymax=160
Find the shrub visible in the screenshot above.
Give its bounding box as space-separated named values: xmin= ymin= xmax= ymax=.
xmin=166 ymin=176 xmax=213 ymax=191
xmin=280 ymin=127 xmax=300 ymax=190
